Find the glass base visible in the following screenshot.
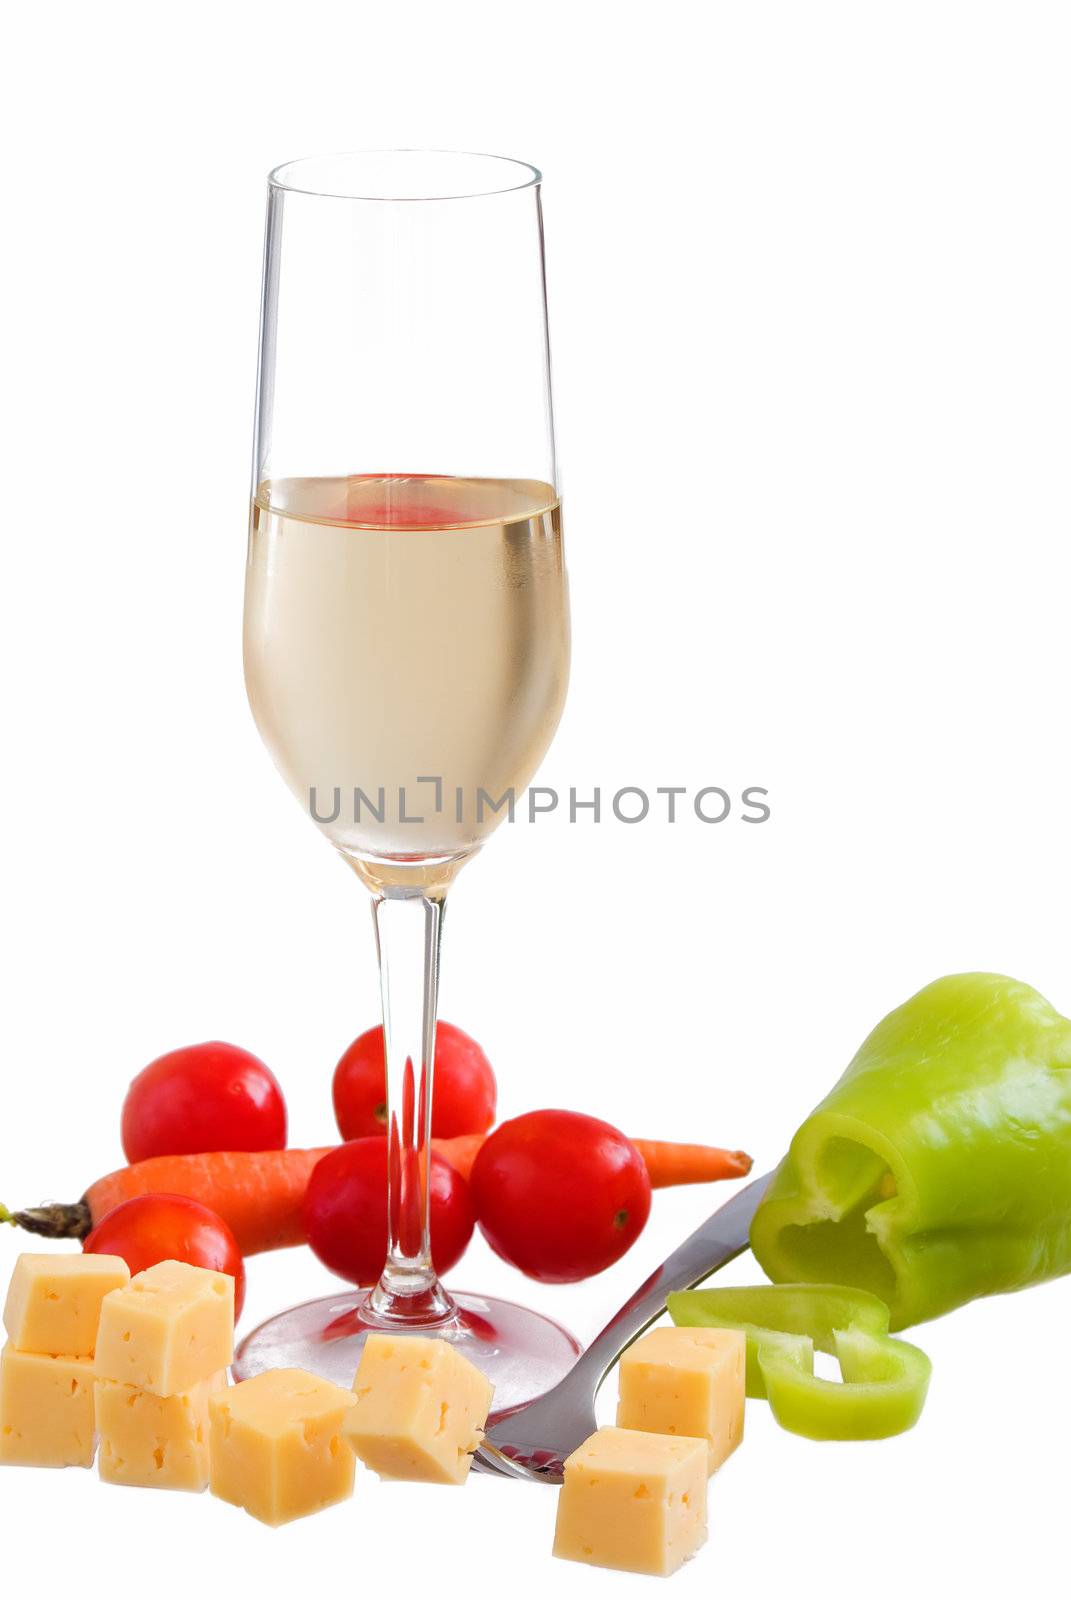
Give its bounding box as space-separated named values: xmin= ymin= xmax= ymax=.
xmin=233 ymin=1288 xmax=583 ymax=1420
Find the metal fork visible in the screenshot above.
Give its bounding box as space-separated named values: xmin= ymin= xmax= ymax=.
xmin=474 ymin=1172 xmax=772 ymax=1483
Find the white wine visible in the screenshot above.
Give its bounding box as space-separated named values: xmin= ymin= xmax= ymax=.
xmin=244 ymin=474 xmax=570 ymax=888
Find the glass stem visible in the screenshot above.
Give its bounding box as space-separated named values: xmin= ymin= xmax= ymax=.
xmin=367 ymin=889 xmax=456 ymax=1324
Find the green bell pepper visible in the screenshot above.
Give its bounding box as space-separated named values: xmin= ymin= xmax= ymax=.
xmin=750 ymin=972 xmax=1071 ymax=1331
xmin=668 ymin=1284 xmax=931 ymax=1441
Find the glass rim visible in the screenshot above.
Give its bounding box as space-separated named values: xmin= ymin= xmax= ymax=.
xmin=267 ymin=148 xmax=542 ymax=202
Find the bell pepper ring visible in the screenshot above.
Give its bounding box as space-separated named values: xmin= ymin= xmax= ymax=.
xmin=667 ymin=1283 xmax=932 ymax=1441
xmin=749 ymin=973 xmax=1071 ymax=1331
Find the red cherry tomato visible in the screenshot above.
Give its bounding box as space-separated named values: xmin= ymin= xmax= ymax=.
xmin=84 ymin=1193 xmax=246 ymax=1319
xmin=121 ymin=1041 xmax=287 ymax=1163
xmin=332 ymin=1021 xmax=496 ymax=1140
xmin=470 ymin=1110 xmax=652 ymax=1284
xmin=303 ymin=1138 xmax=474 ymax=1286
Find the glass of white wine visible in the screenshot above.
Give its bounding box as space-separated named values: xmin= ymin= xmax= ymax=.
xmin=236 ymin=150 xmax=577 ymax=1410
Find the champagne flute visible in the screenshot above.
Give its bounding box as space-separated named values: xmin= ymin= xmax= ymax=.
xmin=236 ymin=151 xmax=577 ymax=1410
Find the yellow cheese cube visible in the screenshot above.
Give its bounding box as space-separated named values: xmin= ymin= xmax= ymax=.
xmin=345 ymin=1333 xmax=494 ymax=1485
xmin=553 ymin=1426 xmax=708 ymax=1576
xmin=617 ymin=1325 xmax=746 ymax=1473
xmin=3 ymin=1252 xmax=130 ymax=1358
xmin=209 ymin=1368 xmax=356 ymax=1525
xmin=95 ymin=1260 xmax=233 ymax=1396
xmin=96 ymin=1371 xmax=226 ymax=1492
xmin=0 ymin=1343 xmax=96 ymax=1468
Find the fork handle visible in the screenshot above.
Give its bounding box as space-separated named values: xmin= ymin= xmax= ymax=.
xmin=571 ymin=1171 xmax=773 ymax=1389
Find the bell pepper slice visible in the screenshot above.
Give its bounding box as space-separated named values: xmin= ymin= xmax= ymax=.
xmin=667 ymin=1283 xmax=931 ymax=1441
xmin=749 ymin=973 xmax=1071 ymax=1331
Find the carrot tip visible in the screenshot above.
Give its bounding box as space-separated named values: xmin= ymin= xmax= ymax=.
xmin=8 ymin=1201 xmax=92 ymax=1240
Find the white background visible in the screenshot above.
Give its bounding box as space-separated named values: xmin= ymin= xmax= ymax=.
xmin=2 ymin=1 xmax=1070 ymax=1594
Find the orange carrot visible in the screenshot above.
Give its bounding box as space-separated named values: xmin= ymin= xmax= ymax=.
xmin=434 ymin=1133 xmax=751 ymax=1187
xmin=430 ymin=1132 xmax=486 ymax=1183
xmin=3 ymin=1135 xmax=751 ymax=1256
xmin=629 ymin=1139 xmax=752 ymax=1189
xmin=3 ymin=1148 xmax=334 ymax=1256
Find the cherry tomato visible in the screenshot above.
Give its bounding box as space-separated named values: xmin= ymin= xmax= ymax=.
xmin=121 ymin=1041 xmax=287 ymax=1163
xmin=303 ymin=1138 xmax=474 ymax=1286
xmin=470 ymin=1110 xmax=652 ymax=1284
xmin=332 ymin=1021 xmax=496 ymax=1140
xmin=84 ymin=1193 xmax=246 ymax=1318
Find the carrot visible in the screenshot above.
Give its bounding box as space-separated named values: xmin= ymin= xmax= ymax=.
xmin=430 ymin=1132 xmax=486 ymax=1183
xmin=435 ymin=1133 xmax=751 ymax=1187
xmin=2 ymin=1134 xmax=751 ymax=1256
xmin=629 ymin=1139 xmax=752 ymax=1189
xmin=3 ymin=1148 xmax=333 ymax=1255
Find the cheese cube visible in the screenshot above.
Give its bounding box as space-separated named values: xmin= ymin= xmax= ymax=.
xmin=553 ymin=1426 xmax=708 ymax=1576
xmin=95 ymin=1260 xmax=233 ymax=1396
xmin=617 ymin=1325 xmax=746 ymax=1473
xmin=209 ymin=1368 xmax=356 ymax=1525
xmin=96 ymin=1372 xmax=226 ymax=1492
xmin=0 ymin=1343 xmax=96 ymax=1468
xmin=344 ymin=1333 xmax=494 ymax=1485
xmin=3 ymin=1252 xmax=130 ymax=1358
